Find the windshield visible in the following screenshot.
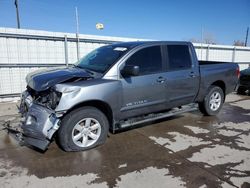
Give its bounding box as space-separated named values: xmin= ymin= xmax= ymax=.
xmin=75 ymin=45 xmax=128 ymax=73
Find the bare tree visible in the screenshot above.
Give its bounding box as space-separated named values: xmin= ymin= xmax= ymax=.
xmin=189 ymin=32 xmax=216 ymax=44
xmin=203 ymin=32 xmax=216 ymax=44
xmin=189 ymin=38 xmax=201 ymax=43
xmin=233 ymin=40 xmax=245 ymax=46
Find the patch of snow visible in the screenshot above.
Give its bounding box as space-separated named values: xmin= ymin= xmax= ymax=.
xmin=231 ymin=100 xmax=250 ymax=110
xmin=228 ymin=177 xmax=250 ymax=188
xmin=199 ymin=184 xmax=207 ymax=188
xmin=0 ymin=160 xmax=107 ymax=188
xmin=236 ymin=134 xmax=250 ymax=149
xmin=225 ymin=170 xmax=247 ymax=176
xmin=233 ymin=157 xmax=250 ymax=172
xmin=220 ymin=181 xmax=235 ymax=188
xmin=0 ymin=97 xmax=20 ymax=103
xmin=213 ymin=138 xmax=221 ymax=142
xmin=115 ymin=167 xmax=185 ymax=188
xmin=188 ymin=143 xmax=250 ymax=187
xmin=214 ymin=122 xmax=250 ymax=132
xmin=225 ymin=94 xmax=243 ymax=103
xmin=2 ymin=174 xmax=108 ymax=188
xmin=217 ymin=129 xmax=240 ymax=137
xmin=118 ymin=164 xmax=127 ymax=168
xmin=150 ymin=132 xmax=211 ymax=152
xmin=184 ymin=125 xmax=210 ymax=134
xmin=188 ymin=145 xmax=250 ymax=168
xmin=149 ymin=136 xmax=169 ymax=145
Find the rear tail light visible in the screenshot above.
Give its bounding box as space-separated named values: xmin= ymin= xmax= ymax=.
xmin=236 ymin=67 xmax=240 ymax=79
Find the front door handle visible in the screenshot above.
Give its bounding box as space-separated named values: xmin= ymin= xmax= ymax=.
xmin=157 ymin=77 xmax=166 ymax=83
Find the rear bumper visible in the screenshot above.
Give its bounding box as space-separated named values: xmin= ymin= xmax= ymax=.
xmin=20 ymin=91 xmax=60 ymax=150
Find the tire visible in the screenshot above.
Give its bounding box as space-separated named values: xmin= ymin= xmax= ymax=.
xmin=237 ymin=86 xmax=246 ymax=95
xmin=57 ymin=107 xmax=109 ymax=152
xmin=199 ymin=86 xmax=224 ymax=116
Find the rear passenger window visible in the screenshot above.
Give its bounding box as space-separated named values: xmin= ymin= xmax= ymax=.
xmin=167 ymin=45 xmax=192 ymax=71
xmin=125 ymin=46 xmax=162 ymax=75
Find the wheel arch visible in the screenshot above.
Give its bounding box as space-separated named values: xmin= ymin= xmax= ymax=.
xmin=198 ymin=80 xmax=226 ymax=116
xmin=211 ymin=80 xmax=226 ymax=100
xmin=64 ymin=100 xmax=114 ymax=130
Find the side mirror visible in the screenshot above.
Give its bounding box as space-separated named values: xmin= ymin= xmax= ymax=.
xmin=121 ymin=65 xmax=139 ymax=77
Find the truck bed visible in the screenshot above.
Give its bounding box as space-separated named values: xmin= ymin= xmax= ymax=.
xmin=195 ymin=60 xmax=239 ymax=102
xmin=199 ymin=60 xmax=232 ymax=65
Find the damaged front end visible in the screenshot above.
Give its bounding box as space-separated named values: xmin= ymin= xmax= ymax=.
xmin=19 ymin=88 xmax=63 ymax=151
xmin=17 ymin=66 xmax=93 ymax=151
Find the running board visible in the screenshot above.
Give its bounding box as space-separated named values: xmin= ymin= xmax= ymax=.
xmin=119 ymin=103 xmax=198 ymax=128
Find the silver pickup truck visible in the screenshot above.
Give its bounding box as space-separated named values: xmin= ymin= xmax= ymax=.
xmin=20 ymin=41 xmax=239 ymax=151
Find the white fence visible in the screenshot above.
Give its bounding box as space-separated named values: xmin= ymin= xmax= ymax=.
xmin=0 ymin=27 xmax=250 ymax=97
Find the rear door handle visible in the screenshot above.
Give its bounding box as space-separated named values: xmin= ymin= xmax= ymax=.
xmin=157 ymin=77 xmax=166 ymax=83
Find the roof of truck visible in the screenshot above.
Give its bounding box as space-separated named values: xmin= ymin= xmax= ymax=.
xmin=110 ymin=41 xmax=192 ymax=49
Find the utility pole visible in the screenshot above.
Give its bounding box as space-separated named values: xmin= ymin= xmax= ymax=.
xmin=64 ymin=35 xmax=69 ymax=67
xmin=200 ymin=26 xmax=204 ymax=60
xmin=14 ymin=0 xmax=21 ymax=29
xmin=245 ymin=27 xmax=249 ymax=47
xmin=75 ymin=7 xmax=80 ymax=61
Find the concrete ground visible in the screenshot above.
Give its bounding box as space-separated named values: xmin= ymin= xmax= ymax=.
xmin=0 ymin=94 xmax=250 ymax=188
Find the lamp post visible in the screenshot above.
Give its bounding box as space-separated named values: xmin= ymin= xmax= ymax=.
xmin=75 ymin=7 xmax=80 ymax=61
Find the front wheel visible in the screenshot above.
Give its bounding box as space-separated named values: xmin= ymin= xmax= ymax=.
xmin=57 ymin=107 xmax=109 ymax=152
xmin=199 ymin=86 xmax=224 ymax=116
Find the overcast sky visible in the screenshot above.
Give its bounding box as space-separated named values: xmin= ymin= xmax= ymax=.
xmin=0 ymin=0 xmax=249 ymax=45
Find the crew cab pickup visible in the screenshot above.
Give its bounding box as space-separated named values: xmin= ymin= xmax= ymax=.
xmin=19 ymin=41 xmax=239 ymax=151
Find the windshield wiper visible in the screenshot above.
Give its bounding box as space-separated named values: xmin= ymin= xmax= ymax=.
xmin=71 ymin=64 xmax=79 ymax=68
xmin=72 ymin=64 xmax=103 ymax=75
xmin=84 ymin=69 xmax=95 ymax=75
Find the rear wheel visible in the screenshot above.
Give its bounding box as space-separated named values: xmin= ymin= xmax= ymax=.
xmin=199 ymin=86 xmax=224 ymax=116
xmin=57 ymin=107 xmax=109 ymax=152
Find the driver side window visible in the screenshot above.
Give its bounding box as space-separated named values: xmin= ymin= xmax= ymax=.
xmin=125 ymin=45 xmax=163 ymax=76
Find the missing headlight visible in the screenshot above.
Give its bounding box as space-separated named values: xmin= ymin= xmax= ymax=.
xmin=49 ymin=91 xmax=62 ymax=109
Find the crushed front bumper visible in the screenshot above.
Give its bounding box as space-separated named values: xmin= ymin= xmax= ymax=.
xmin=20 ymin=91 xmax=60 ymax=150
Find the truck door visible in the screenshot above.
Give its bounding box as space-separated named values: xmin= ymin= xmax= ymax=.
xmin=119 ymin=45 xmax=167 ymax=119
xmin=162 ymin=44 xmax=200 ymax=108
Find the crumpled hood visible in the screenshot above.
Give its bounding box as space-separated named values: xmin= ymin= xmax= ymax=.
xmin=26 ymin=66 xmax=92 ymax=91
